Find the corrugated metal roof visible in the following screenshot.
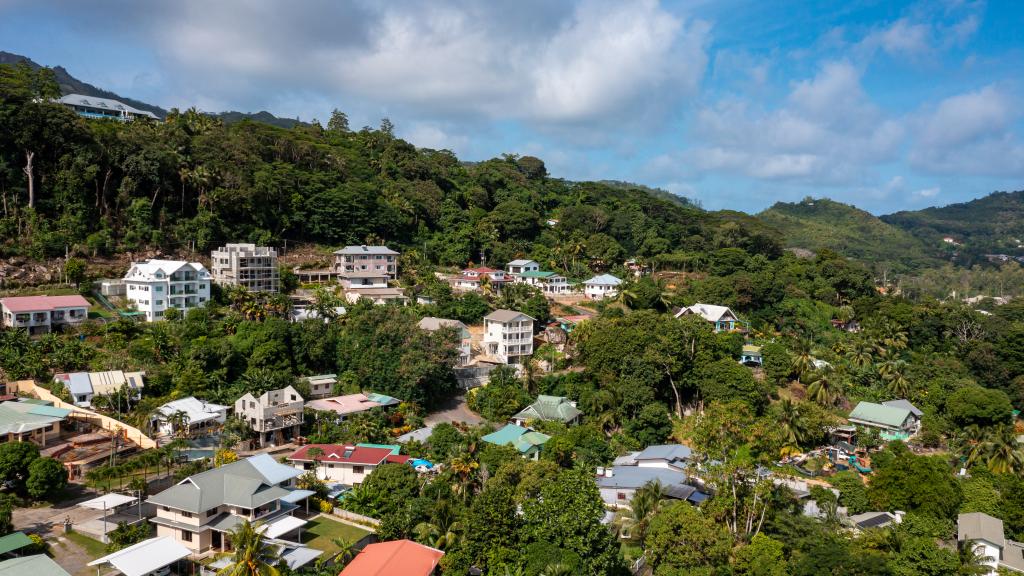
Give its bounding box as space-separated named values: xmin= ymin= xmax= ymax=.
xmin=848 ymin=401 xmax=912 ymax=428
xmin=0 ymin=294 xmax=90 ymax=313
xmin=0 ymin=554 xmax=71 ymax=576
xmin=583 ymin=274 xmax=622 ymax=285
xmin=0 ymin=532 xmax=32 ymax=555
xmin=87 ymin=536 xmax=190 ymax=576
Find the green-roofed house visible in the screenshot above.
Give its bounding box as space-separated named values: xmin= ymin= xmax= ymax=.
xmin=847 ymin=400 xmax=921 ymax=441
xmin=0 ymin=400 xmax=71 ymax=447
xmin=516 ymin=270 xmax=570 ymax=294
xmin=481 ymin=424 xmax=551 ymax=460
xmin=512 ymin=396 xmax=582 ymax=427
xmin=0 ymin=532 xmax=33 ymax=556
xmin=0 ymin=554 xmax=71 ymax=576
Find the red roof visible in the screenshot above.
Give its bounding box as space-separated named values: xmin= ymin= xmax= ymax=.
xmin=0 ymin=295 xmax=90 ymax=313
xmin=385 ymin=454 xmax=411 ymax=464
xmin=288 ymin=444 xmax=394 ymax=465
xmin=339 ymin=539 xmax=443 ymax=576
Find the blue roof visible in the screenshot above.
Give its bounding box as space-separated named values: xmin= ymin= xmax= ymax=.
xmin=635 ymin=444 xmax=692 ymax=462
xmin=66 ymin=372 xmax=93 ymax=396
xmin=596 ymin=467 xmax=688 ymax=490
xmin=584 ymin=274 xmax=622 ymax=286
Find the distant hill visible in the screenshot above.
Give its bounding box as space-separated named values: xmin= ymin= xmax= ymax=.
xmin=882 ymin=191 xmax=1024 ymax=264
xmin=0 ymin=51 xmax=306 ymax=128
xmin=598 ymin=180 xmax=700 ymax=209
xmin=758 ymin=198 xmax=938 ymax=271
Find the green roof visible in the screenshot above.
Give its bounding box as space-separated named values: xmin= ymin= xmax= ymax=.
xmin=482 ymin=424 xmax=550 ymax=455
xmin=518 ymin=270 xmax=557 ymax=279
xmin=848 ymin=401 xmax=912 ymax=428
xmin=0 ymin=532 xmax=32 ymax=555
xmin=512 ymin=396 xmax=582 ymax=424
xmin=0 ymin=402 xmax=69 ymax=435
xmin=356 ymin=443 xmax=401 ymax=455
xmin=0 ymin=555 xmax=71 ymax=576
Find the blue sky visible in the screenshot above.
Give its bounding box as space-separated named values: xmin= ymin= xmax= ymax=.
xmin=1 ymin=0 xmax=1022 ymax=214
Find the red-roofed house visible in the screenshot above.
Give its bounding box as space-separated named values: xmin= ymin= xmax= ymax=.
xmin=452 ymin=267 xmax=508 ymax=293
xmin=339 ymin=539 xmax=443 ymax=576
xmin=0 ymin=295 xmax=90 ymax=335
xmin=288 ymin=444 xmax=410 ymax=485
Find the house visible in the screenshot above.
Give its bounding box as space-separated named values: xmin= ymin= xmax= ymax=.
xmin=303 ymin=374 xmax=337 ymax=399
xmin=596 ymin=466 xmax=705 ymax=509
xmin=0 ymin=295 xmax=90 ymax=335
xmin=481 ymin=424 xmax=550 ymax=460
xmin=53 ymin=370 xmax=145 ymax=408
xmin=847 ymin=401 xmax=921 ymax=440
xmin=124 ymin=260 xmax=211 ymax=322
xmin=418 ymin=317 xmax=472 ymax=366
xmin=340 ymin=539 xmax=444 ymax=576
xmin=153 ymin=397 xmax=228 ymax=438
xmin=512 ymin=395 xmax=582 ymax=427
xmin=334 ymin=245 xmax=399 ymax=279
xmin=881 ymin=399 xmax=923 ymax=419
xmin=958 ymin=512 xmax=1024 ymax=575
xmin=506 ymin=259 xmax=539 ymax=277
xmin=740 ymin=345 xmax=762 ymax=367
xmin=453 ymin=267 xmax=509 ymax=293
xmin=57 ymin=93 xmax=157 ymax=121
xmin=147 ymin=454 xmax=313 ymax=555
xmin=87 ymin=536 xmax=191 ymax=576
xmin=583 ymin=274 xmax=622 ymax=300
xmin=233 ymin=386 xmax=304 ymax=447
xmin=338 ymin=270 xmax=409 ymax=305
xmin=483 ymin=310 xmax=534 ymax=364
xmin=0 ymin=400 xmax=70 ymax=446
xmin=848 ymin=511 xmax=903 ymax=532
xmin=0 ymin=554 xmax=71 ymax=576
xmin=830 ymin=318 xmax=862 ymax=333
xmin=674 ymin=303 xmax=743 ymax=332
xmin=305 ymin=393 xmax=400 ymax=420
xmin=210 ymin=244 xmax=279 ymax=293
xmin=613 ymin=444 xmax=693 ymax=473
xmin=516 ymin=270 xmax=570 ymax=294
xmin=287 ymin=444 xmax=409 ymax=486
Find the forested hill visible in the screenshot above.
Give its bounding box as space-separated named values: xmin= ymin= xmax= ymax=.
xmin=757 ymin=198 xmax=939 ymax=272
xmin=882 ymin=191 xmax=1024 ymax=265
xmin=0 ymin=62 xmax=780 ymax=272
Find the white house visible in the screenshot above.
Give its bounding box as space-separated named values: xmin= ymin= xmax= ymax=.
xmin=583 ymin=274 xmax=622 ymax=300
xmin=124 ymin=260 xmax=211 ymax=321
xmin=506 ymin=259 xmax=539 ymax=277
xmin=0 ymin=295 xmax=90 ymax=335
xmin=334 ymin=245 xmax=399 ymax=279
xmin=287 ymin=444 xmax=409 ymax=486
xmin=418 ymin=317 xmax=472 ymax=366
xmin=674 ymin=303 xmax=742 ymax=332
xmin=483 ymin=309 xmax=534 ymax=364
xmin=453 ymin=267 xmax=508 ymax=293
xmin=53 ymin=370 xmax=145 ymax=408
xmin=958 ymin=512 xmax=1024 ymax=574
xmin=516 ymin=271 xmax=570 ymax=294
xmin=153 ymin=397 xmax=228 ymax=438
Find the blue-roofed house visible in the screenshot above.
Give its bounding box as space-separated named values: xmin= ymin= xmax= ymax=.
xmin=481 ymin=424 xmax=550 ymax=460
xmin=596 ymin=466 xmax=706 ymax=509
xmin=583 ymin=274 xmax=623 ymax=300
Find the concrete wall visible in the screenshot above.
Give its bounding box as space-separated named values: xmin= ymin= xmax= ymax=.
xmin=28 ymin=382 xmax=157 ymax=449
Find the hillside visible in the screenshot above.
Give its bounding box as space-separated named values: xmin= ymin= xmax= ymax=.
xmin=757 ymin=198 xmax=938 ymax=271
xmin=882 ymin=191 xmax=1024 ymax=264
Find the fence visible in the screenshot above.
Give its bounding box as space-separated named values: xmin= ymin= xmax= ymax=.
xmin=27 ymin=382 xmax=158 ymax=449
xmin=331 ymin=508 xmax=381 ymax=527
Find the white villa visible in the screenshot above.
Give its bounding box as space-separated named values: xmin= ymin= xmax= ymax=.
xmin=674 ymin=303 xmax=742 ymax=332
xmin=506 ymin=259 xmax=539 ymax=277
xmin=153 ymin=397 xmax=228 ymax=438
xmin=583 ymin=274 xmax=622 ymax=300
xmin=124 ymin=260 xmax=211 ymax=321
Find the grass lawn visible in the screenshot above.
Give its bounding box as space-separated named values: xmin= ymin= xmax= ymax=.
xmin=64 ymin=530 xmax=107 ymax=559
xmin=302 ymin=516 xmax=372 ymax=556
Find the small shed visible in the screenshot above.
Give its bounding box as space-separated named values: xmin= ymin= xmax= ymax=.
xmin=740 ymin=345 xmax=763 ymax=367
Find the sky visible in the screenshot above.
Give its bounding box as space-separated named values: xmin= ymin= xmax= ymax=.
xmin=1 ymin=0 xmax=1022 ymax=214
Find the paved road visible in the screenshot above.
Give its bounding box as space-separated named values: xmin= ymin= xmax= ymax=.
xmin=424 ymin=394 xmax=482 ymax=426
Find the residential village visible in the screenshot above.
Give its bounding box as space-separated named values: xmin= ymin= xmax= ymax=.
xmin=1 ymin=237 xmax=1022 ymax=576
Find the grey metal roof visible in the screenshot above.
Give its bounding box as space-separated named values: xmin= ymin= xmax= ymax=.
xmin=147 ymin=455 xmax=300 ymax=513
xmin=484 ymin=309 xmax=534 ymax=323
xmin=850 ymin=512 xmax=896 ymax=529
xmin=596 ymin=467 xmax=688 ymax=490
xmin=333 ymin=245 xmax=398 ymax=255
xmin=958 ymin=512 xmax=1006 ymax=546
xmin=57 ymin=94 xmax=158 ymax=119
xmin=507 ymin=259 xmax=537 ymax=266
xmin=635 ymin=444 xmax=692 ymax=463
xmin=0 ymin=554 xmax=71 ymax=576
xmin=882 ymin=399 xmax=923 ymax=418
xmin=66 ymin=372 xmax=93 ymax=396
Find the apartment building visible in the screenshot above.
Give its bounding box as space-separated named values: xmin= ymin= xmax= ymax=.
xmin=210 ymin=243 xmax=279 ymax=293
xmin=147 ymin=454 xmax=312 ymax=555
xmin=418 ymin=317 xmax=472 ymax=366
xmin=233 ymin=386 xmax=304 ymax=447
xmin=334 ymin=245 xmax=399 ymax=279
xmin=288 ymin=444 xmax=409 ymax=486
xmin=483 ymin=309 xmax=534 ymax=364
xmin=0 ymin=295 xmax=90 ymax=335
xmin=124 ymin=260 xmax=211 ymax=321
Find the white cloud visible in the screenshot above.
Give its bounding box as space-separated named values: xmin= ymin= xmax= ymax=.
xmin=913 ymin=187 xmax=940 ymax=198
xmin=860 ymin=18 xmax=933 ymax=58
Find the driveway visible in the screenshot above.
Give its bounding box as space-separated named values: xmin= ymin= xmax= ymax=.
xmin=12 ymin=483 xmax=101 ymax=537
xmin=424 ymin=394 xmax=482 ymax=426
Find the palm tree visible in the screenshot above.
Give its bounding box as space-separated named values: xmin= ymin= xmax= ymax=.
xmin=328 ymin=537 xmax=357 ymax=566
xmin=413 ymin=501 xmax=462 ymax=550
xmin=541 ymin=563 xmax=573 ymax=576
xmin=617 ymin=480 xmax=664 ymax=546
xmin=958 ymin=540 xmax=994 ymax=575
xmin=776 ymin=399 xmax=809 ymax=454
xmin=968 ymin=427 xmax=1024 ymax=475
xmin=804 ymin=370 xmax=836 ymax=407
xmin=218 ymin=519 xmax=280 ymax=576
xmin=845 ymin=339 xmax=875 ymax=371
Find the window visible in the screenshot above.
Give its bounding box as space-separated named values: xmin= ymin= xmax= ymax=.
xmin=163 ymin=506 xmax=170 ymax=512
xmin=181 ymin=511 xmax=192 ymax=518
xmin=617 ymin=492 xmax=627 ymax=501
xmin=353 ymin=466 xmax=365 ymax=474
xmin=181 ymin=530 xmax=192 ymax=542
xmin=155 ymin=286 xmax=163 ymax=292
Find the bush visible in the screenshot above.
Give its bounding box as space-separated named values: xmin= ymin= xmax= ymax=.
xmin=26 ymin=457 xmax=67 ymax=500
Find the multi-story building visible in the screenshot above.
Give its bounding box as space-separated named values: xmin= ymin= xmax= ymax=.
xmin=147 ymin=454 xmax=313 ymax=556
xmin=334 ymin=245 xmax=399 ymax=279
xmin=483 ymin=309 xmax=534 ymax=364
xmin=418 ymin=317 xmax=472 ymax=366
xmin=0 ymin=295 xmax=90 ymax=335
xmin=516 ymin=270 xmax=570 ymax=294
xmin=505 ymin=259 xmax=539 ymax=277
xmin=57 ymin=94 xmax=158 ymax=121
xmin=287 ymin=444 xmax=409 ymax=486
xmin=583 ymin=274 xmax=622 ymax=300
xmin=124 ymin=260 xmax=211 ymax=322
xmin=233 ymin=386 xmax=304 ymax=447
xmin=210 ymin=244 xmax=279 ymax=293
xmin=452 ymin=267 xmax=508 ymax=293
